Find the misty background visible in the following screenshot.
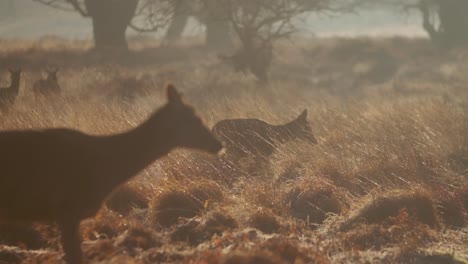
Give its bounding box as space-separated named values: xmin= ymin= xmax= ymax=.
xmin=0 ymin=0 xmax=425 ymax=39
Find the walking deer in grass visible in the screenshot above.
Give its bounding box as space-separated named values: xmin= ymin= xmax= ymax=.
xmin=0 ymin=84 xmax=222 ymax=264
xmin=212 ymin=110 xmax=317 ymax=163
xmin=33 ymin=68 xmax=61 ymax=98
xmin=0 ymin=68 xmax=21 ymax=112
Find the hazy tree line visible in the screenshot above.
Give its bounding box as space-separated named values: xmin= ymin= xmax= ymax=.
xmin=19 ymin=0 xmax=468 ymax=51
xmin=1 ymin=0 xmax=466 ymax=81
xmin=370 ymin=0 xmax=468 ymax=47
xmin=419 ymin=0 xmax=468 ymax=47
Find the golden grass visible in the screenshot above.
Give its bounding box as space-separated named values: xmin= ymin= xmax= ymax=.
xmin=0 ymin=36 xmax=467 ymax=263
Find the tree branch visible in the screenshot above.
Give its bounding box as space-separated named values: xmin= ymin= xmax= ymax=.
xmin=33 ymin=0 xmax=88 ymax=17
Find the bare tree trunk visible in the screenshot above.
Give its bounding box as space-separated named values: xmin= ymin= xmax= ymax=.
xmin=204 ymin=0 xmax=233 ymax=50
xmin=438 ymin=0 xmax=468 ymax=46
xmin=165 ymin=0 xmax=232 ymax=49
xmin=420 ymin=0 xmax=468 ymax=47
xmin=165 ymin=0 xmax=191 ymax=43
xmin=84 ymin=0 xmax=138 ymax=51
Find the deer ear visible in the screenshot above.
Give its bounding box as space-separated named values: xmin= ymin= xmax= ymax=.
xmin=167 ymin=84 xmax=182 ymax=104
xmin=297 ymin=109 xmax=307 ymax=121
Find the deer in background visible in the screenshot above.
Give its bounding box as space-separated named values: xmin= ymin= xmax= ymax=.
xmin=0 ymin=68 xmax=22 ymax=112
xmin=33 ymin=68 xmax=61 ymax=98
xmin=219 ymin=35 xmax=273 ymax=83
xmin=0 ymin=84 xmax=222 ymax=264
xmin=212 ymin=110 xmax=317 ymax=163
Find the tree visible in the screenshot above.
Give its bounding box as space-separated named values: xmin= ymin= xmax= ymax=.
xmin=419 ymin=0 xmax=468 ymax=47
xmin=219 ymin=0 xmax=362 ymax=82
xmin=158 ymin=0 xmax=363 ymax=54
xmin=34 ymin=0 xmax=139 ymax=51
xmin=35 ymin=0 xmax=230 ymax=50
xmin=368 ymin=0 xmax=468 ymax=47
xmin=33 ymin=0 xmax=363 ymax=58
xmin=164 ymin=0 xmax=233 ymax=49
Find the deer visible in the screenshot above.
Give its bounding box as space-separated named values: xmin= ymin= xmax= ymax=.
xmin=0 ymin=68 xmax=22 ymax=112
xmin=0 ymin=84 xmax=222 ymax=264
xmin=32 ymin=68 xmax=61 ymax=98
xmin=219 ymin=30 xmax=273 ymax=83
xmin=212 ymin=110 xmax=317 ymax=163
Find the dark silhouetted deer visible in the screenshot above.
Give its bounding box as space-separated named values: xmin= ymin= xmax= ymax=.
xmin=32 ymin=68 xmax=61 ymax=98
xmin=0 ymin=68 xmax=21 ymax=112
xmin=0 ymin=85 xmax=222 ymax=264
xmin=212 ymin=110 xmax=317 ymax=163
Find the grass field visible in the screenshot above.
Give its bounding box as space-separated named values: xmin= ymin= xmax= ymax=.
xmin=0 ymin=36 xmax=466 ymax=263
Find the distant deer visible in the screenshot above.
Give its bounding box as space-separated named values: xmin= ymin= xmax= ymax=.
xmin=212 ymin=110 xmax=317 ymax=162
xmin=220 ymin=37 xmax=273 ymax=83
xmin=0 ymin=68 xmax=22 ymax=112
xmin=33 ymin=68 xmax=61 ymax=98
xmin=0 ymin=84 xmax=222 ymax=264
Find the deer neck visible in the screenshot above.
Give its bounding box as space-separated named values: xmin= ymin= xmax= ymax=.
xmin=102 ymin=106 xmax=175 ymax=186
xmin=272 ymin=121 xmax=297 ymax=145
xmin=47 ymin=76 xmax=57 ymax=83
xmin=10 ymin=75 xmax=20 ymax=92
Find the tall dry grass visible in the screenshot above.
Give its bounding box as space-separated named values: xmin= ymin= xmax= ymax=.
xmin=0 ymin=37 xmax=466 ymax=263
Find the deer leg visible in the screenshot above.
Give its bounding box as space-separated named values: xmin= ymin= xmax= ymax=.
xmin=59 ymin=218 xmax=83 ymax=264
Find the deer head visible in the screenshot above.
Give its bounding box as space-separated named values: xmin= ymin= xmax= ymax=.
xmin=45 ymin=67 xmax=59 ymax=82
xmin=288 ymin=110 xmax=318 ymax=145
xmin=165 ymin=84 xmax=223 ymax=154
xmin=8 ymin=68 xmax=22 ymax=81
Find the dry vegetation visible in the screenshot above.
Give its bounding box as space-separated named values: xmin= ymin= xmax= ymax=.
xmin=0 ymin=36 xmax=467 ymax=263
